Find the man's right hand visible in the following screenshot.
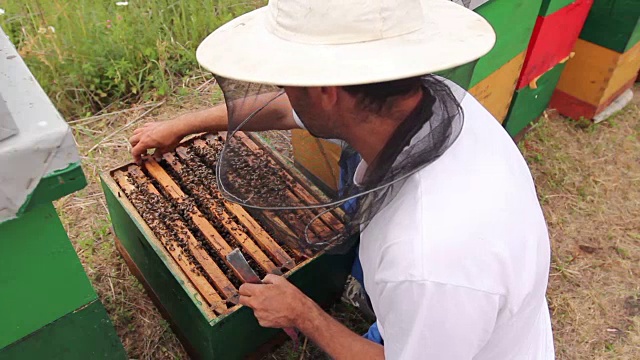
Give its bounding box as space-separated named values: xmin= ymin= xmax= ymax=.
xmin=128 ymin=94 xmax=297 ymax=163
xmin=129 ymin=120 xmax=184 ymax=163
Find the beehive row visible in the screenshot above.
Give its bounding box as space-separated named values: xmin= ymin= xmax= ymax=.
xmin=294 ymin=0 xmax=555 ymax=189
xmin=294 ymin=0 xmax=640 ymax=191
xmin=111 ymin=133 xmax=343 ymax=315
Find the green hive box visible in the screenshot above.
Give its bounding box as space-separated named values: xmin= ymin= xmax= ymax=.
xmin=0 ymin=205 xmax=126 ymax=360
xmin=440 ymin=0 xmax=543 ymax=89
xmin=100 ymin=134 xmax=356 ymax=359
xmin=0 ymin=27 xmax=126 ymax=359
xmin=539 ymin=0 xmax=578 ymax=16
xmin=504 ymin=62 xmax=568 ymax=136
xmin=469 ymin=0 xmax=544 ymax=87
xmin=580 ymin=0 xmax=640 ymax=53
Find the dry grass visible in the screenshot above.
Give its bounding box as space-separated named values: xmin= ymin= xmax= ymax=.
xmin=520 ymin=87 xmax=640 ymax=359
xmin=54 ymin=84 xmax=640 ymax=359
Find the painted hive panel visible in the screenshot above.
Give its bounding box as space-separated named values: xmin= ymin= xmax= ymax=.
xmin=539 ymin=0 xmax=579 ymax=16
xmin=0 ymin=301 xmax=127 ymax=360
xmin=551 ymin=40 xmax=640 ymax=119
xmin=470 ymin=0 xmax=543 ymax=87
xmin=505 ymin=63 xmax=567 ymax=136
xmin=470 ymin=52 xmax=526 ymax=123
xmin=516 ymin=0 xmax=593 ymax=89
xmin=0 ymin=203 xmax=97 ymax=349
xmin=555 ymin=39 xmax=640 ymax=107
xmin=580 ymin=0 xmax=640 ymax=52
xmin=292 ymin=130 xmax=342 ymax=192
xmin=602 ymin=41 xmax=640 ymax=101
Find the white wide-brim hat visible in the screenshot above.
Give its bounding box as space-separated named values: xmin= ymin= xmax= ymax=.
xmin=197 ymin=0 xmax=496 ymax=87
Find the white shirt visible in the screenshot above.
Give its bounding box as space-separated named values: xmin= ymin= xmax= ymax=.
xmin=293 ymin=89 xmax=554 ymax=359
xmin=359 ymin=94 xmax=554 ymax=359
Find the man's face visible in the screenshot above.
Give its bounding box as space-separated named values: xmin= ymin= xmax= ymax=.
xmin=284 ymin=87 xmax=341 ymax=140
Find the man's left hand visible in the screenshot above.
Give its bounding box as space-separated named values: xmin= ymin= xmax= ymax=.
xmin=239 ymin=274 xmax=309 ymax=329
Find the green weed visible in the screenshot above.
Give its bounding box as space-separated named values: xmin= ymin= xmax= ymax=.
xmin=552 ymin=255 xmax=579 ymax=280
xmin=574 ymin=117 xmax=592 ymax=130
xmin=615 ymin=247 xmax=630 ymax=259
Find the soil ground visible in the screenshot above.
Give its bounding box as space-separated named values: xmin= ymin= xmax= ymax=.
xmin=55 ymin=83 xmax=640 ymax=359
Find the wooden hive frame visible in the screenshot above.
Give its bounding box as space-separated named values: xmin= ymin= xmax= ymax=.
xmin=101 ymin=132 xmax=355 ymax=359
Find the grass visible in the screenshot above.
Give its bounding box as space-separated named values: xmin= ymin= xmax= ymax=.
xmin=519 ymin=91 xmax=640 ymax=359
xmin=0 ymin=0 xmax=263 ymax=118
xmin=50 ymin=83 xmax=640 ymax=359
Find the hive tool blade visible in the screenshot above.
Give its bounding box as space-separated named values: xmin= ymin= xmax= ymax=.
xmin=226 ymin=248 xmax=300 ymax=347
xmin=226 ymin=248 xmax=261 ymax=284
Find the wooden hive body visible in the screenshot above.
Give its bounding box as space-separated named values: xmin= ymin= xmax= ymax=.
xmin=548 ymin=0 xmax=640 ymax=121
xmin=469 ymin=0 xmax=543 ymax=87
xmin=516 ymin=0 xmax=594 ymax=89
xmin=469 ymin=51 xmax=527 ymax=123
xmin=539 ymin=0 xmax=580 ymax=16
xmin=550 ymin=39 xmax=640 ymax=120
xmin=291 ymin=130 xmax=342 ymax=192
xmin=101 ymin=133 xmax=355 ymax=359
xmin=0 ymin=24 xmax=125 ymax=360
xmin=505 ymin=62 xmax=568 ymax=136
xmin=579 ymin=0 xmax=640 ymax=53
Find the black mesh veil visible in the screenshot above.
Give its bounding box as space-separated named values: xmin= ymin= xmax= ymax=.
xmin=211 ymin=69 xmax=473 ymax=257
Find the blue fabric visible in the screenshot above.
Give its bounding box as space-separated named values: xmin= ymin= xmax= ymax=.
xmin=351 ymin=254 xmax=365 ymax=287
xmin=338 ymin=147 xmax=361 ymax=214
xmin=338 ymin=148 xmax=384 ymax=345
xmin=363 ymin=321 xmax=384 ymax=345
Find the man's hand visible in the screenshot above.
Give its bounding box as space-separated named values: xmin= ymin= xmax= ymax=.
xmin=129 ymin=120 xmax=185 ymax=163
xmin=239 ymin=274 xmax=309 ymax=329
xmin=128 ymin=94 xmax=298 ymax=163
xmin=241 ymin=274 xmax=384 ymax=359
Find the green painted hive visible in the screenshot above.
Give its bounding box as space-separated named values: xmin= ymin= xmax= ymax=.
xmin=0 ymin=205 xmax=126 ymax=360
xmin=539 ymin=0 xmax=578 ymax=16
xmin=0 ymin=25 xmax=125 ymax=360
xmin=440 ymin=0 xmax=543 ymax=89
xmin=469 ymin=0 xmax=544 ymax=87
xmin=504 ymin=62 xmax=568 ymax=136
xmin=101 ymin=133 xmax=355 ymax=359
xmin=580 ymin=0 xmax=640 ymax=53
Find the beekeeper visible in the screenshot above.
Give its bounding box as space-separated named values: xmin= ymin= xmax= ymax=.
xmin=130 ymin=0 xmax=554 ymax=358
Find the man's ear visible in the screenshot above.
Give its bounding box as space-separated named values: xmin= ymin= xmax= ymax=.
xmin=315 ymin=86 xmax=338 ymax=110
